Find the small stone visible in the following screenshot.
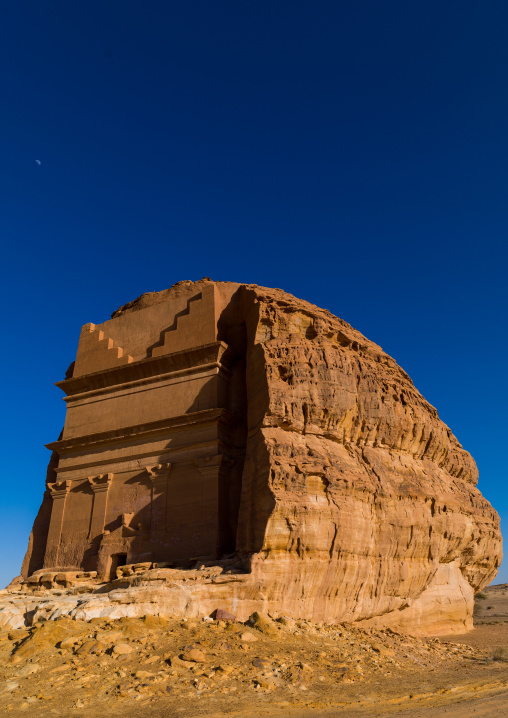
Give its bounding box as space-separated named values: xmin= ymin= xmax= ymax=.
xmin=112 ymin=643 xmax=134 ymax=655
xmin=371 ymin=643 xmax=395 ymax=657
xmin=215 ymin=664 xmax=234 ymax=675
xmin=76 ymin=640 xmax=104 ymax=656
xmin=134 ymin=670 xmax=154 ymax=679
xmin=181 ymin=648 xmax=206 ymax=663
xmin=252 ymin=657 xmax=269 ymax=669
xmin=2 ymin=681 xmax=20 ymax=693
xmin=297 ymin=662 xmax=313 ymax=672
xmin=143 ymin=655 xmax=160 ymax=664
xmin=49 ymin=665 xmax=69 ymax=673
xmin=16 ymin=663 xmax=41 ymax=677
xmin=240 ymin=631 xmax=258 ymax=642
xmin=193 ymin=679 xmax=209 ymax=691
xmin=254 ymin=678 xmax=275 ymax=690
xmin=169 ymin=655 xmax=194 ymax=669
xmin=277 ymin=616 xmax=296 ymax=629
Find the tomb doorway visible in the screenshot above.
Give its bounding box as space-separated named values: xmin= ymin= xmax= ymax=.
xmin=107 ymin=552 xmax=127 ymax=581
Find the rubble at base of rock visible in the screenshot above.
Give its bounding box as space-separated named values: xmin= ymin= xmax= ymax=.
xmin=0 ymin=608 xmax=499 ymax=716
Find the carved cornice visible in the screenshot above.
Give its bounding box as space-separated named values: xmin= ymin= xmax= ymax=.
xmin=46 ymin=408 xmax=236 ymax=455
xmin=88 ymin=473 xmax=113 ymax=493
xmin=55 ymin=341 xmax=232 ymax=397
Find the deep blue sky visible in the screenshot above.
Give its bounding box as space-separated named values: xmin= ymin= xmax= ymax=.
xmin=1 ymin=1 xmax=506 ymax=589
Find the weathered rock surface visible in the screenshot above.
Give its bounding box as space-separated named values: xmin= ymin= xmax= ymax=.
xmin=238 ymin=284 xmax=502 ymax=633
xmin=9 ymin=279 xmax=502 ymax=635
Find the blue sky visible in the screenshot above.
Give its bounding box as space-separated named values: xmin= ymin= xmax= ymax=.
xmin=0 ymin=1 xmax=506 ymax=588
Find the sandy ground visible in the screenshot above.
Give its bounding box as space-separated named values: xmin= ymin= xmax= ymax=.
xmin=0 ymin=584 xmax=507 ymax=718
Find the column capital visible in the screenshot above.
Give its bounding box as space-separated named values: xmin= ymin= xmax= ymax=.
xmin=88 ymin=474 xmax=112 ymax=539
xmin=145 ymin=462 xmax=171 ymax=482
xmin=47 ymin=480 xmax=72 ymax=498
xmin=88 ymin=473 xmax=113 ymax=493
xmin=194 ymin=454 xmax=235 ymax=474
xmin=194 ymin=455 xmax=223 ymax=470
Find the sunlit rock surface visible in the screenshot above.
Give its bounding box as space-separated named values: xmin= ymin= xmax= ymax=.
xmin=11 ymin=279 xmax=501 ymax=636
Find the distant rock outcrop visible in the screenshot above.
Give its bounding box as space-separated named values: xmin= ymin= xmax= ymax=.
xmin=10 ymin=280 xmax=502 ymax=635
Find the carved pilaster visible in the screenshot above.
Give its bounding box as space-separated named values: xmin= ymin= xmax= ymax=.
xmin=88 ymin=473 xmax=113 ymax=538
xmin=194 ymin=455 xmax=231 ymax=555
xmin=44 ymin=480 xmax=72 ymax=567
xmin=194 ymin=454 xmax=236 ymax=555
xmin=146 ymin=463 xmax=171 ymax=534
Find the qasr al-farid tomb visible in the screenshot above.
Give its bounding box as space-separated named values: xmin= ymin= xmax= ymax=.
xmin=19 ymin=278 xmax=501 ymax=634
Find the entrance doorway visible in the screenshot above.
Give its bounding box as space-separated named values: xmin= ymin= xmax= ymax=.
xmin=108 ymin=552 xmax=127 ymax=581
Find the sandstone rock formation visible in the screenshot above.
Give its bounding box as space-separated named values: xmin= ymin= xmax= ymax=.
xmin=16 ymin=279 xmax=502 ymax=635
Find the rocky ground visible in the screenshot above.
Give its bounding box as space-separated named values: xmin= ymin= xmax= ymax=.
xmin=473 ymin=582 xmax=508 ymax=627
xmin=0 ymin=584 xmax=507 ymax=718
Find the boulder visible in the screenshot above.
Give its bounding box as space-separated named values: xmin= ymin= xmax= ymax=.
xmin=246 ymin=612 xmax=278 ymax=636
xmin=212 ymin=608 xmax=237 ymax=621
xmin=15 ymin=280 xmax=502 ymax=636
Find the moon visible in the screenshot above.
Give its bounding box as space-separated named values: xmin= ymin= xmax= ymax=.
xmin=35 ymin=160 xmax=41 ymax=165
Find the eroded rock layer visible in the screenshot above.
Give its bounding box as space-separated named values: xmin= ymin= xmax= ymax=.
xmin=18 ymin=279 xmax=501 ymax=635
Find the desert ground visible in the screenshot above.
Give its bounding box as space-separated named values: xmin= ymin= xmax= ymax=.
xmin=1 ymin=584 xmax=507 ymax=718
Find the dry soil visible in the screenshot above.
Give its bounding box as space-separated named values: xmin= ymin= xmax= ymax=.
xmin=1 ymin=584 xmax=507 ymax=718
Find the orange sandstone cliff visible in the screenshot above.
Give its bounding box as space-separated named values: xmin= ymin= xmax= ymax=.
xmin=18 ymin=279 xmax=502 ymax=636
